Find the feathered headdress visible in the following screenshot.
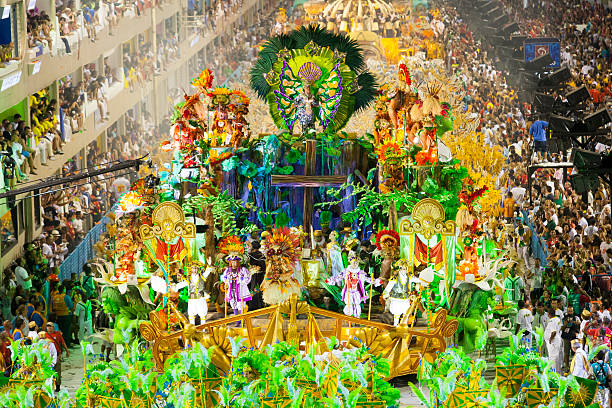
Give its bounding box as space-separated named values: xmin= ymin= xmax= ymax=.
xmin=375 ymin=229 xmax=400 ymax=250
xmin=458 ymin=186 xmax=488 ymax=211
xmin=250 ymin=25 xmax=377 ymax=133
xmin=263 ymin=227 xmax=301 ymax=268
xmin=398 ymin=63 xmax=411 ymax=89
xmin=218 ymin=235 xmax=245 ymax=262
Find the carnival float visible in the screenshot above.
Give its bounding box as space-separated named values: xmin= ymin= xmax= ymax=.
xmin=0 ymin=23 xmax=600 ymax=408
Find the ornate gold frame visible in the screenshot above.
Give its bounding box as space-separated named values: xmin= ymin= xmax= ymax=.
xmin=139 ymin=201 xmax=196 ymax=242
xmin=399 ymin=198 xmax=456 ymax=240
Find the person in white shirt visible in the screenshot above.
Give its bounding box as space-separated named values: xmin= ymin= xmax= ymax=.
xmin=571 ymin=339 xmax=591 ymax=379
xmin=71 ymin=212 xmax=84 ymax=235
xmin=516 ymin=300 xmax=534 ymax=345
xmin=27 ymin=321 xmax=39 ymax=341
xmin=42 ymin=235 xmax=57 ymax=268
xmin=40 ymin=334 xmax=58 ymax=368
xmin=544 ymin=307 xmax=563 ymax=373
xmin=14 ymin=258 xmax=32 ymax=290
xmin=578 ymin=216 xmax=589 ymax=230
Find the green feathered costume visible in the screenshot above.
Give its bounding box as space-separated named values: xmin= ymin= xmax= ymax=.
xmin=250 ymin=25 xmax=377 ymax=135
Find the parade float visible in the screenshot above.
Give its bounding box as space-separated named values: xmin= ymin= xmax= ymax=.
xmin=0 ymin=24 xmax=545 ymax=408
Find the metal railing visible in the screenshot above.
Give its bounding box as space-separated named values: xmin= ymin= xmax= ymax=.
xmin=58 ymin=205 xmax=116 ymax=281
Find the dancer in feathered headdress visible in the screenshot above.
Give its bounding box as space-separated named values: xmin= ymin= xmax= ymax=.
xmin=261 ymin=227 xmax=302 ymax=305
xmin=218 ymin=236 xmax=251 ymax=316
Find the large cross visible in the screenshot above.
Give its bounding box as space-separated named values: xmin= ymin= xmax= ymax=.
xmin=271 ymin=139 xmax=346 ymax=231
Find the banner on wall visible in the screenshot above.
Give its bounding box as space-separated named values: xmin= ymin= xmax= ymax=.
xmin=524 ymin=37 xmax=561 ymax=69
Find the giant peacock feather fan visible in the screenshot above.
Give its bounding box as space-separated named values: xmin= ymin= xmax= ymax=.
xmin=250 ymin=25 xmax=377 ymax=134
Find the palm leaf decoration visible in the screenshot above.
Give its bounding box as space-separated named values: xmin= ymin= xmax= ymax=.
xmin=250 ymin=25 xmax=377 ymax=134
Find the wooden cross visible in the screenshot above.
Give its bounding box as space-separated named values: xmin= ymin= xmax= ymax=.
xmin=271 ymin=139 xmax=346 ymax=231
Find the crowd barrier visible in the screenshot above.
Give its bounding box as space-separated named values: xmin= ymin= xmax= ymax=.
xmin=58 ymin=205 xmax=116 ymax=281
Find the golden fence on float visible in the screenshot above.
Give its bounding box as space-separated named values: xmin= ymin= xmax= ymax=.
xmin=140 ymin=294 xmax=458 ymax=379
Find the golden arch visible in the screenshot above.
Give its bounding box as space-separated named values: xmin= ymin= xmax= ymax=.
xmin=399 ymin=198 xmax=456 ymax=240
xmin=139 ymin=201 xmax=196 ymax=242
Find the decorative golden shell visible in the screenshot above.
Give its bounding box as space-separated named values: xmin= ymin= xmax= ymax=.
xmin=139 ymin=201 xmax=195 ymax=242
xmin=399 ymin=198 xmax=456 ymax=239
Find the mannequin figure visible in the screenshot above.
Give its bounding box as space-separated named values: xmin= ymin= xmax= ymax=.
xmin=327 ymin=231 xmax=344 ymax=278
xmin=383 ymin=260 xmax=416 ymax=326
xmin=376 ymin=229 xmax=400 ymax=284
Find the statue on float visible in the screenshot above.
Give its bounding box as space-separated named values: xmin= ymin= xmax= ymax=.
xmin=261 ymin=227 xmax=302 ymax=305
xmin=383 ymin=260 xmax=433 ymax=326
xmin=375 ymin=229 xmax=400 ymax=283
xmin=218 ymin=236 xmax=252 ymax=316
xmin=250 ymin=25 xmax=377 ymax=138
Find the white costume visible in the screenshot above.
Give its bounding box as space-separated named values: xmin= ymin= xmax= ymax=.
xmin=383 ymin=268 xmax=413 ymax=326
xmin=187 ymin=267 xmax=211 ymax=324
xmin=544 ymin=316 xmax=562 ymax=372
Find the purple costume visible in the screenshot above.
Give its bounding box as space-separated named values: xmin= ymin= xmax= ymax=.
xmin=220 ymin=266 xmax=251 ymax=314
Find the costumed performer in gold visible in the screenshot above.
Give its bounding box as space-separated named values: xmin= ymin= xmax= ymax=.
xmin=261 ymin=227 xmax=302 ymax=305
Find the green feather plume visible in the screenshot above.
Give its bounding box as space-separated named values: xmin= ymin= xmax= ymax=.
xmin=250 ymin=24 xmax=377 ymax=133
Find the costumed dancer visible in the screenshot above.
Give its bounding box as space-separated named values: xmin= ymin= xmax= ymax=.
xmin=218 ymin=236 xmax=252 ymax=316
xmin=261 ymin=227 xmax=302 ymax=305
xmin=186 ymin=260 xmax=211 ymax=324
xmin=326 ymin=253 xmax=381 ymax=318
xmin=382 ymin=259 xmax=432 ymax=326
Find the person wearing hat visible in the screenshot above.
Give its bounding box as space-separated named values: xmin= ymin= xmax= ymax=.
xmin=219 ymin=237 xmax=251 ymax=318
xmin=570 ymin=338 xmax=591 ymax=379
xmin=27 ymin=321 xmax=39 ymax=341
xmin=185 ymin=261 xmax=211 ymax=325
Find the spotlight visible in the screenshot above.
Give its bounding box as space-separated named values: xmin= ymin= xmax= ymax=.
xmin=584 ymin=108 xmax=612 ymax=131
xmin=525 ymin=53 xmax=554 ymax=71
xmin=571 ymin=148 xmax=603 ymax=168
xmin=565 ymin=85 xmax=591 ymax=107
xmin=548 ymin=114 xmax=575 ymax=133
xmin=539 ymin=66 xmax=571 ymax=87
xmin=492 ymin=13 xmax=510 ymax=25
xmin=570 ymin=173 xmax=600 ymax=194
xmin=547 ymin=137 xmax=572 ymax=154
xmin=519 ymin=71 xmax=540 ymax=88
xmin=509 ymin=35 xmax=528 ymax=47
xmin=533 ymin=92 xmax=556 ymax=113
xmin=500 ymin=22 xmax=519 ymax=35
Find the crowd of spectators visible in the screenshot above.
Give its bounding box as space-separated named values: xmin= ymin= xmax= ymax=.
xmin=0 ymin=108 xmax=166 ymax=376
xmin=440 ymin=0 xmax=612 ymax=403
xmin=27 ymin=10 xmax=54 ymax=52
xmin=27 ymin=0 xmax=173 ymax=56
xmin=156 ymin=35 xmax=181 ymax=73
xmin=0 ymin=90 xmax=64 ymax=188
